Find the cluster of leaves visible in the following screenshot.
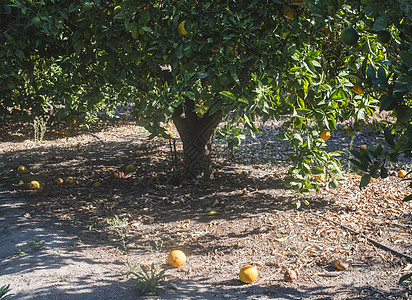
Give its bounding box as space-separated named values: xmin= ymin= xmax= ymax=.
xmin=336 ymin=0 xmax=412 ymax=196
xmin=0 ymin=285 xmax=13 ymax=300
xmin=128 ymin=263 xmax=168 ymax=295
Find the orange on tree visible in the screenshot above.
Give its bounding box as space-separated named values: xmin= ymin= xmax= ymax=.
xmin=341 ymin=27 xmax=359 ymax=46
xmin=360 ymin=145 xmax=367 ymax=150
xmin=239 ymin=265 xmax=258 ymax=284
xmin=178 ymin=21 xmax=192 ymax=37
xmin=282 ymin=6 xmax=296 ymax=20
xmin=377 ymin=31 xmax=391 ymax=44
xmin=320 ymin=129 xmax=331 ymax=141
xmin=168 ymin=250 xmax=186 ymax=267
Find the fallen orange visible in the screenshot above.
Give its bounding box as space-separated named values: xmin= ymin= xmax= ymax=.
xmin=29 ymin=181 xmax=40 ymax=190
xmin=126 ymin=164 xmax=135 ymax=172
xmin=168 ymin=250 xmax=186 ymax=267
xmin=335 ymin=260 xmax=349 ymax=271
xmin=66 ymin=177 xmax=75 ymax=184
xmin=239 ymin=265 xmax=258 ymax=284
xmin=284 ymin=269 xmax=297 ymax=282
xmin=17 ymin=165 xmax=28 ymax=174
xmin=398 ymin=170 xmax=407 ymax=178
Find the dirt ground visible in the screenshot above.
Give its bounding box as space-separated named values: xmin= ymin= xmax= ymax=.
xmin=0 ymin=119 xmax=411 ymax=299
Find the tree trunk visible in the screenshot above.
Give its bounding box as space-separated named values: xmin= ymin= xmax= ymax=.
xmin=172 ymin=98 xmax=222 ymax=180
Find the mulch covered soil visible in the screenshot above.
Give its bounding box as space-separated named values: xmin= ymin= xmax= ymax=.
xmin=1 ymin=119 xmax=411 ymax=299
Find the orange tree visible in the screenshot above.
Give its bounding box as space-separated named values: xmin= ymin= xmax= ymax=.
xmin=0 ymin=0 xmax=410 ymax=185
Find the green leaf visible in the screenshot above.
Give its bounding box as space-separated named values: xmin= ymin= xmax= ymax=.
xmin=399 ymin=273 xmax=412 ymax=284
xmin=402 ymin=195 xmax=412 ymax=202
xmin=373 ymin=13 xmax=389 ymax=31
xmin=15 ymin=50 xmax=25 ymax=58
xmin=175 ymin=44 xmax=184 ymax=59
xmin=114 ymin=13 xmax=126 ymax=20
xmin=379 ymin=95 xmax=397 ymax=112
xmin=219 ymin=91 xmax=236 ymax=101
xmin=360 ymin=174 xmax=371 ymax=189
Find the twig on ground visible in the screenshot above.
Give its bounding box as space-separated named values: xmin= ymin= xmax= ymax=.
xmin=313 ymin=213 xmax=412 ymax=263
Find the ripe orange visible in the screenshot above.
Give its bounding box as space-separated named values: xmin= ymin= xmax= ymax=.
xmin=320 ymin=129 xmax=331 ymax=141
xmin=370 ymin=177 xmax=376 ymax=183
xmin=17 ymin=165 xmax=28 ymax=174
xmin=167 ymin=121 xmax=173 ymax=128
xmin=343 ymin=126 xmax=349 ymax=131
xmin=56 ymin=178 xmax=64 ymax=185
xmin=398 ymin=170 xmax=407 ymax=178
xmin=239 ymin=265 xmax=258 ymax=284
xmin=126 ymin=164 xmax=135 ymax=172
xmin=284 ymin=269 xmax=298 ymax=282
xmin=335 ymin=260 xmax=349 ymax=271
xmin=29 ymin=181 xmax=40 ymax=190
xmin=168 ymin=132 xmax=175 ymax=139
xmin=360 ymin=145 xmax=367 ymax=150
xmin=66 ymin=177 xmax=75 ymax=184
xmin=168 ymin=250 xmax=186 ymax=267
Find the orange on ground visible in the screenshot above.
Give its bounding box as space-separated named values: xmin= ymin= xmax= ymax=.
xmin=168 ymin=250 xmax=186 ymax=267
xmin=29 ymin=181 xmax=40 ymax=189
xmin=66 ymin=177 xmax=75 ymax=184
xmin=314 ymin=174 xmax=325 ymax=182
xmin=284 ymin=269 xmax=298 ymax=282
xmin=17 ymin=165 xmax=28 ymax=174
xmin=398 ymin=170 xmax=407 ymax=178
xmin=56 ymin=178 xmax=64 ymax=185
xmin=135 ymin=150 xmax=143 ymax=156
xmin=335 ymin=260 xmax=349 ymax=271
xmin=320 ymin=129 xmax=331 ymax=141
xmin=126 ymin=164 xmax=135 ymax=172
xmin=94 ymin=182 xmax=101 ymax=188
xmin=239 ymin=265 xmax=258 ymax=284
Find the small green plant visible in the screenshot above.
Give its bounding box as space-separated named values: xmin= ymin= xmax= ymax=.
xmin=129 ymin=263 xmax=168 ymax=295
xmin=0 ymin=284 xmax=14 ymax=300
xmin=27 ymin=239 xmax=45 ymax=251
xmin=33 ymin=116 xmax=46 ymax=143
xmin=108 ymin=215 xmax=130 ymax=254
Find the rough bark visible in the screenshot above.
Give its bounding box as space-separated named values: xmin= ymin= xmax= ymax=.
xmin=172 ymin=98 xmax=222 ymax=180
